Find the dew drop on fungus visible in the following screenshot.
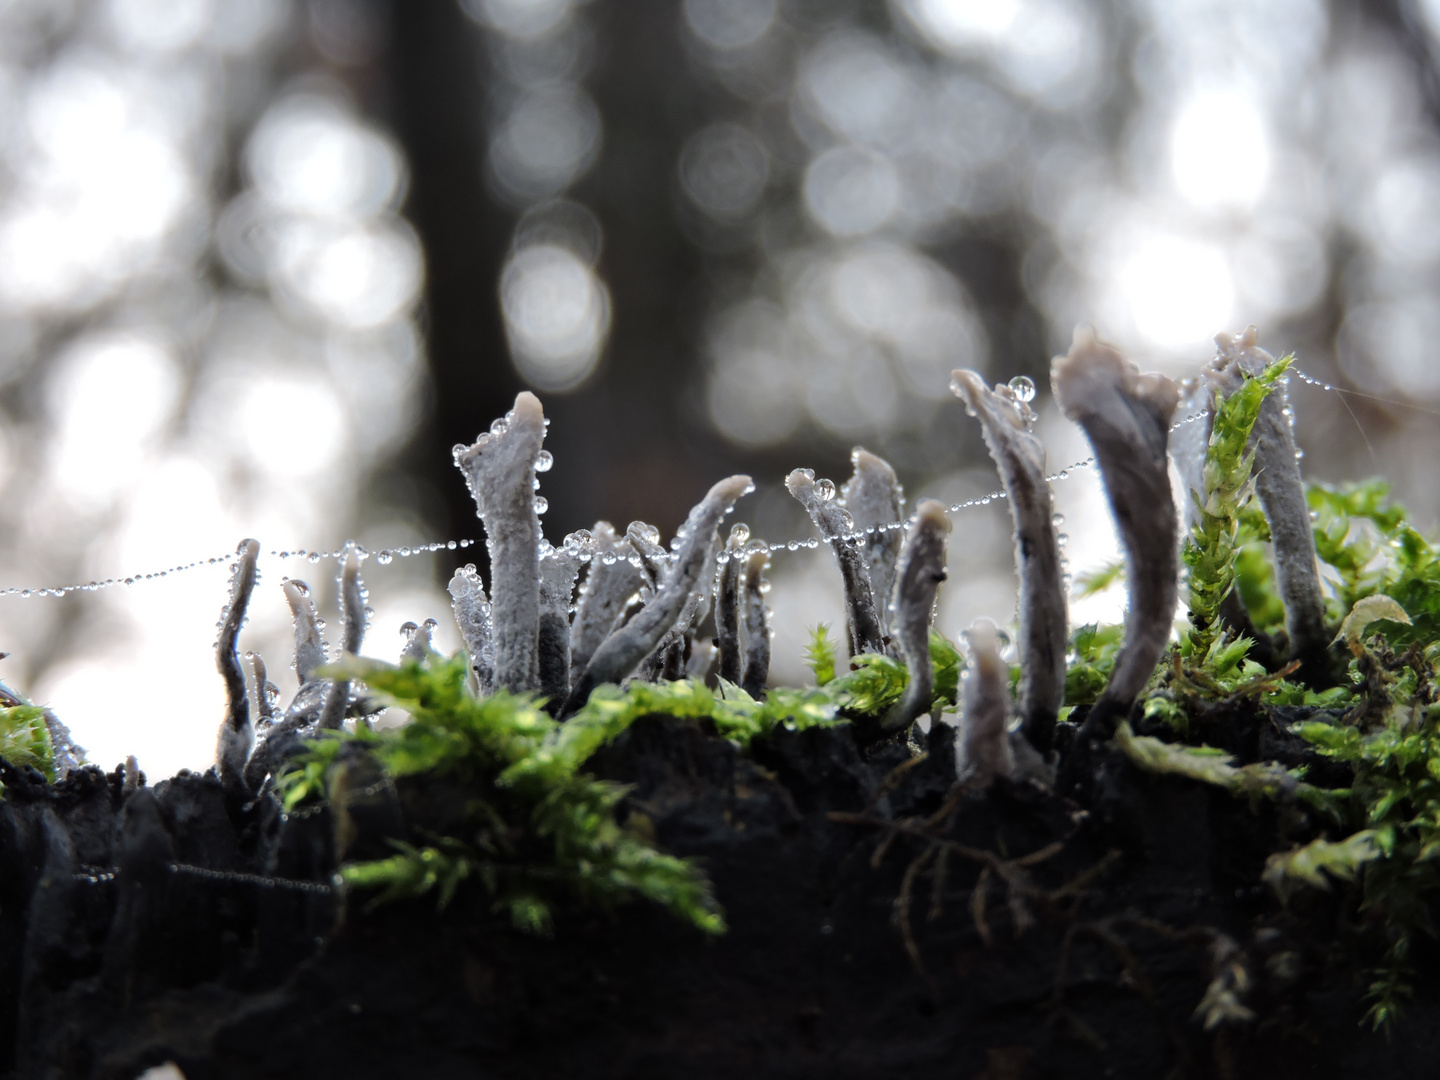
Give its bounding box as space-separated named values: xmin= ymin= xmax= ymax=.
xmin=1008 ymin=375 xmax=1037 ymax=403
xmin=815 ymin=478 xmax=836 ymax=501
xmin=534 ymin=450 xmax=554 ymax=472
xmin=534 ymin=496 xmax=549 ymax=514
xmin=728 ymin=523 xmax=750 ymax=546
xmin=1051 ymin=512 xmax=1065 ymax=528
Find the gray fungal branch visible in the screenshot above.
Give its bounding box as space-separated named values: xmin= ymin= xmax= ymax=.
xmin=740 ymin=542 xmax=772 ymax=698
xmin=956 ymin=619 xmax=1015 ymax=788
xmin=400 ymin=618 xmax=439 ymax=665
xmin=448 ymin=564 xmax=494 ymax=695
xmin=714 ymin=525 xmax=746 ymax=685
xmin=841 ymin=449 xmax=904 ymax=637
xmin=246 ymin=651 xmax=275 ymax=728
xmin=453 ymin=391 xmax=548 ymax=693
xmin=951 ymin=369 xmax=1068 ymax=754
xmin=537 ymin=545 xmax=585 ymax=708
xmin=562 ymin=474 xmax=752 ymax=717
xmin=878 ymin=500 xmax=952 ymax=735
xmin=625 ymin=521 xmax=669 ymax=590
xmin=568 ymin=523 xmax=644 ymax=686
xmin=1052 ymin=328 xmax=1180 ymax=740
xmin=214 ymin=538 xmax=260 ymax=800
xmin=786 ymin=468 xmax=884 ymax=658
xmin=319 ymin=543 xmax=367 ymax=730
xmin=1211 ymin=326 xmax=1329 ymax=674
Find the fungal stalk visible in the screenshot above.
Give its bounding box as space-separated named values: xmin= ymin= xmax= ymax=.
xmin=400 ymin=618 xmax=439 ymax=664
xmin=246 ymin=652 xmax=275 ymax=727
xmin=878 ymin=500 xmax=952 ymax=734
xmin=319 ymin=543 xmax=367 ymax=730
xmin=951 ymin=369 xmax=1067 ymax=753
xmin=625 ymin=520 xmax=669 ymax=589
xmin=740 ymin=542 xmax=772 ymax=698
xmin=448 ymin=564 xmax=494 ymax=695
xmin=1052 ymin=328 xmax=1180 ymax=739
xmin=453 ymin=391 xmax=547 ymax=692
xmin=562 ymin=474 xmax=752 ymax=716
xmin=284 ymin=575 xmax=327 ymax=687
xmin=569 ymin=523 xmax=644 ymax=686
xmin=957 ymin=619 xmax=1015 ymax=787
xmin=787 ymin=468 xmax=884 ymax=657
xmin=714 ymin=525 xmax=747 ymax=685
xmin=1212 ymin=327 xmax=1329 ymax=673
xmin=537 ymin=544 xmax=585 ymax=707
xmin=214 ymin=538 xmax=259 ymax=800
xmin=841 ymin=449 xmax=904 ymax=636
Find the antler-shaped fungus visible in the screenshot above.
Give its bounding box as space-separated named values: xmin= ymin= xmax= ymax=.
xmin=957 ymin=619 xmax=1015 ymax=787
xmin=318 ymin=543 xmax=367 ymax=730
xmin=400 ymin=618 xmax=439 ymax=664
xmin=714 ymin=525 xmax=747 ymax=685
xmin=537 ymin=543 xmax=585 ymax=707
xmin=878 ymin=500 xmax=951 ymax=734
xmin=562 ymin=475 xmax=752 ymax=716
xmin=1211 ymin=326 xmax=1328 ymax=674
xmin=214 ymin=538 xmax=260 ymax=800
xmin=787 ymin=468 xmax=884 ymax=657
xmin=569 ymin=523 xmax=644 ymax=686
xmin=951 ymin=369 xmax=1067 ymax=754
xmin=453 ymin=391 xmax=547 ymax=692
xmin=1052 ymin=328 xmax=1179 ymax=740
xmin=841 ymin=449 xmax=904 ymax=637
xmin=449 ymin=564 xmax=494 ymax=694
xmin=740 ymin=542 xmax=772 ymax=697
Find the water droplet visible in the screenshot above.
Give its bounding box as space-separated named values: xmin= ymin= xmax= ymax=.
xmin=1051 ymin=512 xmax=1065 ymax=527
xmin=787 ymin=541 xmax=800 ymax=552
xmin=728 ymin=523 xmax=750 ymax=546
xmin=795 ymin=468 xmax=816 ymax=483
xmin=308 ymin=552 xmax=321 ymax=564
xmin=1294 ymin=449 xmax=1305 ymax=460
xmin=447 ymin=540 xmax=458 ymax=550
xmin=1057 ymin=533 xmax=1069 ymax=548
xmin=532 ymin=477 xmax=542 ymax=490
xmin=534 ymin=496 xmax=549 ymax=514
xmin=1058 ymin=470 xmax=1070 ymax=480
xmin=1008 ymin=375 xmax=1037 ymax=403
xmin=744 ymin=539 xmax=769 ymax=557
xmin=644 ymin=524 xmax=661 ymax=545
xmin=490 ymin=417 xmax=508 ymax=435
xmin=564 ymin=529 xmax=596 ymax=554
xmin=377 ymin=552 xmax=393 ymax=566
xmin=602 ymin=554 xmax=617 ymax=566
xmin=815 ymin=478 xmax=836 ymax=501
xmin=534 ymin=449 xmax=554 ymax=472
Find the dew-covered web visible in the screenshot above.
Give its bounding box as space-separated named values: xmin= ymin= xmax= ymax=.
xmin=0 ymin=370 xmax=1384 ymax=602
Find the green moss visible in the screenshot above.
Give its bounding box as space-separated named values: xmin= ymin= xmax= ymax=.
xmin=0 ymin=705 xmax=53 ymax=790
xmin=1182 ymin=356 xmax=1290 ymax=658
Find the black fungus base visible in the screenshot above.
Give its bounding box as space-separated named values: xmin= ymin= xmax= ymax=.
xmin=3 ymin=709 xmax=1440 ymax=1080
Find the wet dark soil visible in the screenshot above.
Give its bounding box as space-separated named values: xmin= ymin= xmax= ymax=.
xmin=3 ymin=708 xmax=1439 ymax=1080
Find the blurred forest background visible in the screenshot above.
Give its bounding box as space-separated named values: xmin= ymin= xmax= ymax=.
xmin=2 ymin=0 xmax=1439 ymax=776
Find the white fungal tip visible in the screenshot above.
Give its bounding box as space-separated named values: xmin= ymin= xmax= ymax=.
xmin=913 ymin=498 xmax=952 ymax=534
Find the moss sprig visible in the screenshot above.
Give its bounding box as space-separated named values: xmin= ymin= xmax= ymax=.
xmin=1182 ymin=356 xmax=1290 ymax=659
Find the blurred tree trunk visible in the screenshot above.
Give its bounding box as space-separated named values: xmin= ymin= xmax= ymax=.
xmin=387 ymin=2 xmax=520 ymax=550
